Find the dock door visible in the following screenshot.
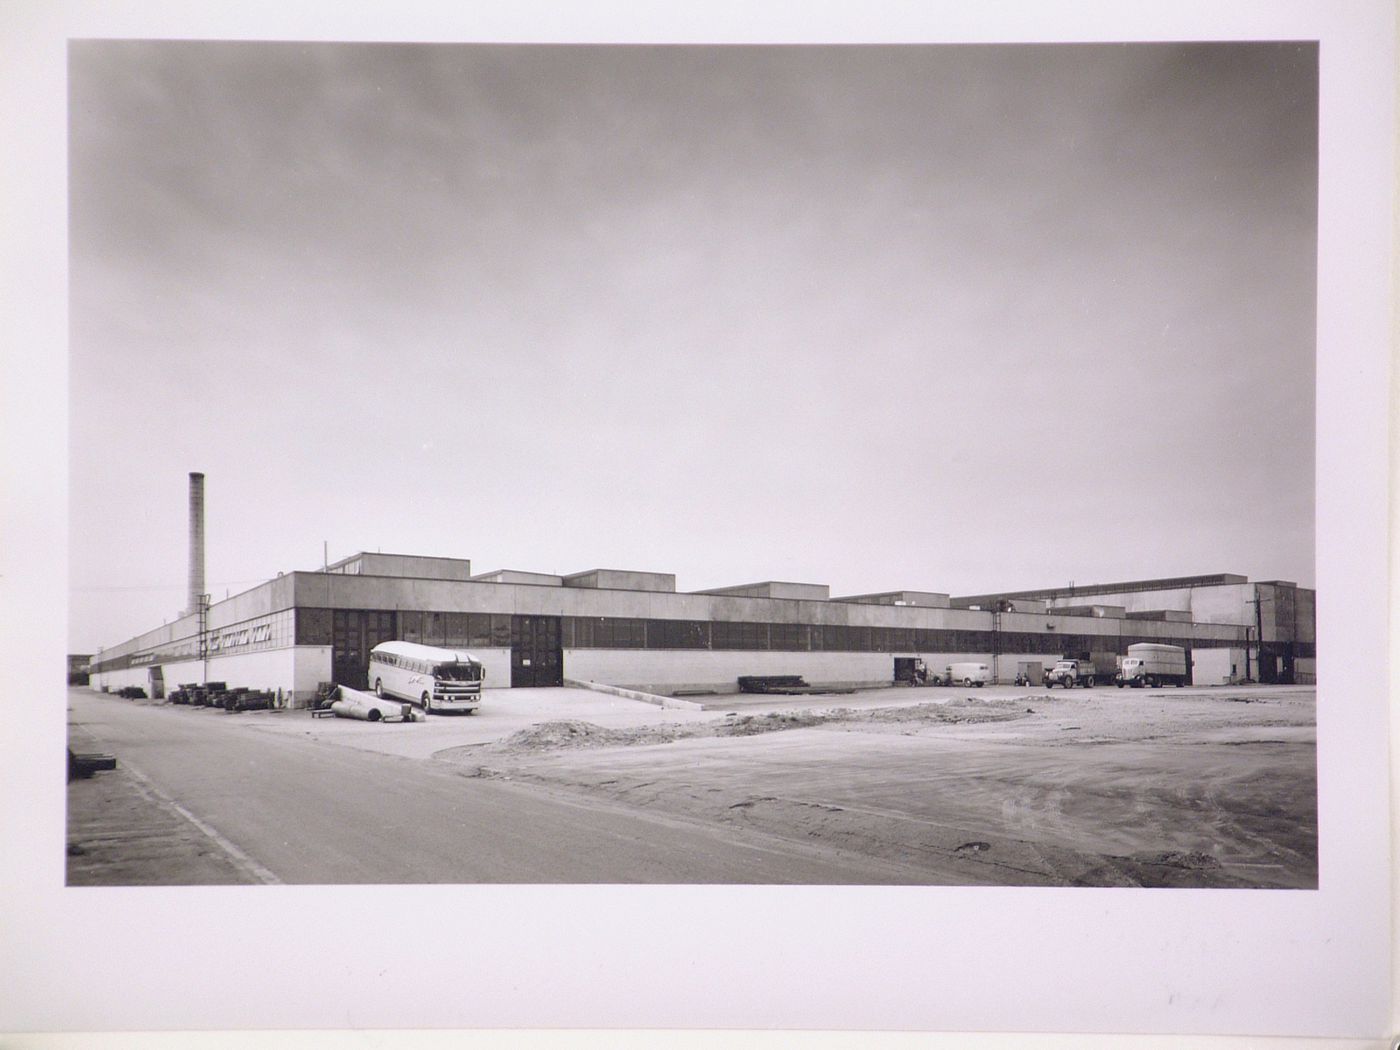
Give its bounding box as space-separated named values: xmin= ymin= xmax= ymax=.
xmin=331 ymin=610 xmax=396 ymax=690
xmin=511 ymin=615 xmax=562 ymax=687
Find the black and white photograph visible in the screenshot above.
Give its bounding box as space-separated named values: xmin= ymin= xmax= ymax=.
xmin=65 ymin=36 xmax=1328 ymax=890
xmin=2 ymin=1 xmax=1393 ymax=1043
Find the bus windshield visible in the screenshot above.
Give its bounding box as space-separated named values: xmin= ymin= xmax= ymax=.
xmin=434 ymin=663 xmax=477 ymax=681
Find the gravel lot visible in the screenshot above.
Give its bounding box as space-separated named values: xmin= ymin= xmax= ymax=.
xmin=434 ymin=686 xmax=1317 ymax=887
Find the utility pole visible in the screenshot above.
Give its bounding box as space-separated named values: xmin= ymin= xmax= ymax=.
xmin=1244 ymin=590 xmax=1272 ymax=682
xmin=991 ymin=603 xmax=1002 ymax=684
xmin=197 ymin=592 xmax=211 ymax=684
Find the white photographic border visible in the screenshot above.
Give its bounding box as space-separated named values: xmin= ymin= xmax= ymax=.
xmin=0 ymin=1 xmax=1392 ymax=1043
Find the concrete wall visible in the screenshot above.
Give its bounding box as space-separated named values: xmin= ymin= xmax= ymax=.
xmin=999 ymin=656 xmax=1045 ymax=683
xmin=562 ymin=648 xmax=896 ymax=693
xmin=992 ymin=653 xmax=1058 ymax=682
xmin=559 ymin=648 xmax=1041 ymax=694
xmin=1049 ymin=605 xmax=1127 ymax=619
xmin=1192 ymin=647 xmax=1247 ymax=686
xmin=1294 ymin=589 xmax=1316 ymax=644
xmin=833 ymin=591 xmax=952 ymax=608
xmin=287 ymin=571 xmax=1002 ymax=631
xmin=330 ymin=553 xmax=473 ymax=580
xmin=698 ymin=582 xmax=831 ymax=601
xmin=92 ymin=645 xmax=327 ymax=704
xmin=471 ymin=570 xmax=564 ymax=586
xmin=208 ymin=575 xmax=296 ymax=627
xmin=564 ymin=569 xmax=676 ymax=592
xmin=90 ymin=666 xmax=152 ymax=694
xmin=1047 ymin=583 xmax=1255 ymax=626
xmin=1187 ymin=584 xmax=1256 ymax=626
xmin=1295 ymin=657 xmax=1316 ymax=684
xmin=474 ymin=648 xmax=512 ymax=690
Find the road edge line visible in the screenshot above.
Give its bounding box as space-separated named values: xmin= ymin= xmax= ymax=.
xmin=122 ymin=761 xmax=283 ymax=885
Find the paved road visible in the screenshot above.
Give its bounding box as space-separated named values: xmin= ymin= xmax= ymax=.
xmin=66 ymin=689 xmax=916 ymax=885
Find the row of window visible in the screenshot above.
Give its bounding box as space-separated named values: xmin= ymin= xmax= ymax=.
xmin=300 ymin=609 xmax=512 ymax=649
xmin=370 ymin=651 xmax=459 ymax=675
xmin=94 ymin=605 xmax=1284 ymax=672
xmin=90 ymin=610 xmax=295 ymax=673
xmin=561 ymin=619 xmax=1218 ymax=655
xmin=291 ymin=608 xmax=1244 ymax=657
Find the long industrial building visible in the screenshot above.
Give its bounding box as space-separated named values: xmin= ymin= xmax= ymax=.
xmin=87 ymin=488 xmax=1314 ymax=704
xmin=86 ymin=475 xmax=1315 ymax=704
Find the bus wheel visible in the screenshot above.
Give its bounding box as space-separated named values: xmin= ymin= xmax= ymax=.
xmin=374 ymin=679 xmax=385 ymax=699
xmin=421 ymin=692 xmax=432 ymax=714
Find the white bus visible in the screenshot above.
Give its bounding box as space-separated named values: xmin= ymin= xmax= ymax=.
xmin=367 ymin=640 xmax=484 ymax=714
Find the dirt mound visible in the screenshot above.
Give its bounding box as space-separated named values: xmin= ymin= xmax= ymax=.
xmin=1141 ymin=849 xmax=1222 ymax=870
xmin=476 ymin=702 xmax=1034 ymax=757
xmin=862 ymin=700 xmax=1029 ymax=725
xmin=500 ymin=721 xmax=667 ymax=751
xmin=717 ymin=711 xmax=832 ymax=736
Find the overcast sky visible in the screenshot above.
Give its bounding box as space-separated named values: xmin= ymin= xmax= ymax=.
xmin=68 ymin=41 xmax=1317 ymax=651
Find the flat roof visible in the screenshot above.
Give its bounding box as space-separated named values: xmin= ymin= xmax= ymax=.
xmin=953 ymin=573 xmax=1250 ymax=604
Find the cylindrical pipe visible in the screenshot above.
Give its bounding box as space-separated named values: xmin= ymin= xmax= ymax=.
xmin=329 ymin=687 xmax=422 ymax=722
xmin=187 ymin=472 xmax=206 ymax=616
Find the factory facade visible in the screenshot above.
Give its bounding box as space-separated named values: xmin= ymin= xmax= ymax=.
xmin=88 ymin=551 xmax=1314 ymax=706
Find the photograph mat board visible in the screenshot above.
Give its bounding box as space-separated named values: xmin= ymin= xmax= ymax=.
xmin=1 ymin=0 xmax=1393 ymax=1041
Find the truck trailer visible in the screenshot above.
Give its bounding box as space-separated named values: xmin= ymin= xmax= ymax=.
xmin=1116 ymin=643 xmax=1188 ymax=688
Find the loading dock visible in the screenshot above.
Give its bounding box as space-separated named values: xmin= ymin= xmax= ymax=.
xmin=511 ymin=615 xmax=562 ymax=688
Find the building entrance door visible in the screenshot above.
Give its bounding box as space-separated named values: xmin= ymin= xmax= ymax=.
xmin=331 ymin=609 xmax=396 ymax=690
xmin=511 ymin=615 xmax=562 ymax=687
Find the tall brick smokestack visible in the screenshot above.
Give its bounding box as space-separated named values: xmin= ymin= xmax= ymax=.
xmin=187 ymin=472 xmax=205 ymax=617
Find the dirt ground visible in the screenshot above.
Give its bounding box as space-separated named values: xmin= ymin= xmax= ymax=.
xmin=434 ymin=688 xmax=1317 ymax=888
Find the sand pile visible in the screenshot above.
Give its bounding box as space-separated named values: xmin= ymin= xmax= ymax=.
xmin=473 ymin=700 xmax=1033 ymax=758
xmin=499 ymin=720 xmax=680 ymax=751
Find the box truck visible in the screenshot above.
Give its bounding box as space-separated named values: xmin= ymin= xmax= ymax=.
xmin=1116 ymin=643 xmax=1188 ymax=688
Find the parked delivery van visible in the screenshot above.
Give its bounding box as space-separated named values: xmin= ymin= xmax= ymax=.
xmin=947 ymin=662 xmax=991 ymax=687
